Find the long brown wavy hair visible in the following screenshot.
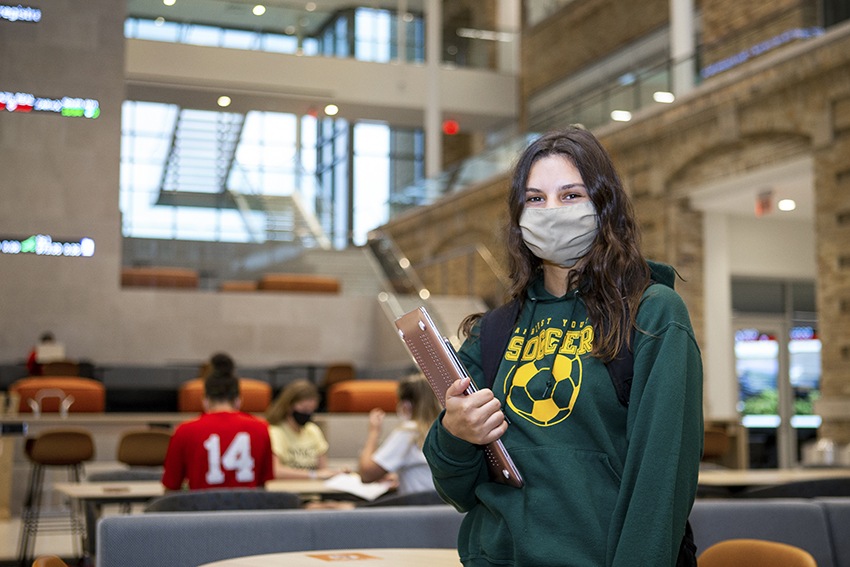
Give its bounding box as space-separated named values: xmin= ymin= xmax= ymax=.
xmin=464 ymin=126 xmax=650 ymax=362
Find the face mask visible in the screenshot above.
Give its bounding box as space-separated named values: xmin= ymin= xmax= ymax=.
xmin=292 ymin=411 xmax=313 ymax=426
xmin=519 ymin=201 xmax=598 ymax=268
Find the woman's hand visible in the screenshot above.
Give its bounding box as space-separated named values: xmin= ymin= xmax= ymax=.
xmin=441 ymin=377 xmax=508 ymax=445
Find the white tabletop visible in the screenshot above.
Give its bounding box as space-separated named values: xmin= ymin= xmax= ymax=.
xmin=698 ymin=467 xmax=850 ymax=488
xmin=199 ymin=548 xmax=462 ymax=567
xmin=53 ymin=477 xmax=343 ymax=502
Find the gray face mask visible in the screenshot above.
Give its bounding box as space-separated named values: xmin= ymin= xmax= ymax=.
xmin=519 ymin=201 xmax=598 ymax=268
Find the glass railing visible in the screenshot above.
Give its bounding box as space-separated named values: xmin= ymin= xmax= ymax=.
xmin=389 ymin=132 xmax=538 ymax=215
xmin=124 ymin=6 xmax=509 ymax=72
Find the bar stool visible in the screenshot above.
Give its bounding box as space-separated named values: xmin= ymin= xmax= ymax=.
xmin=18 ymin=428 xmax=94 ymax=566
xmin=87 ymin=428 xmax=172 ymax=504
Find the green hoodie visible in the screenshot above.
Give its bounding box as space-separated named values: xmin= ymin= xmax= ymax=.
xmin=424 ymin=263 xmax=703 ymax=566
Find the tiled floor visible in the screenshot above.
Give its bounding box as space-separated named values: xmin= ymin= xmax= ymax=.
xmin=0 ymin=515 xmax=77 ymax=564
xmin=1 ymin=504 xmax=133 ymax=566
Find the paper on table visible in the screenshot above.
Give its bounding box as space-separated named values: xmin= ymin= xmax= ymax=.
xmin=323 ymin=472 xmax=394 ymax=501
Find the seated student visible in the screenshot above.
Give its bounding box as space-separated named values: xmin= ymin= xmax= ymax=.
xmin=358 ymin=374 xmax=442 ymax=496
xmin=26 ymin=331 xmax=61 ymax=376
xmin=266 ymin=379 xmax=336 ymax=480
xmin=161 ymin=353 xmax=274 ymax=490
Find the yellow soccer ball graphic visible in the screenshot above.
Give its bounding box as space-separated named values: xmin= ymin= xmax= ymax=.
xmin=506 ymin=353 xmax=582 ymax=426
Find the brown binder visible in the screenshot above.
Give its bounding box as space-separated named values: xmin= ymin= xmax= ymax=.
xmin=395 ymin=307 xmax=524 ymax=489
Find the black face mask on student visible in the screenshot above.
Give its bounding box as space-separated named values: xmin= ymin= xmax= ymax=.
xmin=292 ymin=411 xmax=313 ymax=426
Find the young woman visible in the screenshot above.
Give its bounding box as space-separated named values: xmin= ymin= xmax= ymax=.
xmin=423 ymin=126 xmax=703 ymax=566
xmin=358 ymin=374 xmax=442 ymax=495
xmin=265 ymin=378 xmax=334 ymax=480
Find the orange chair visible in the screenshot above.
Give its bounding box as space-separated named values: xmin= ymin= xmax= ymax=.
xmin=219 ymin=280 xmax=258 ymax=292
xmin=326 ymin=380 xmax=398 ymax=413
xmin=9 ymin=377 xmax=105 ymax=414
xmin=697 ymin=538 xmax=817 ymax=567
xmin=257 ymin=273 xmax=341 ymax=294
xmin=121 ymin=266 xmax=199 ymax=289
xmin=32 ymin=555 xmax=70 ymax=567
xmin=178 ymin=378 xmax=272 ymax=413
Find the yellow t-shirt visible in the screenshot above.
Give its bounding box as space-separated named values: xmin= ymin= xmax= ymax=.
xmin=268 ymin=422 xmax=329 ymax=470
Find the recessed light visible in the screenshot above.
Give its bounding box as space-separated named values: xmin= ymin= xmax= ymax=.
xmin=305 ymin=2 xmax=316 ymax=12
xmin=154 ymin=16 xmax=165 ymax=26
xmin=777 ymin=199 xmax=796 ymax=212
xmin=653 ymin=91 xmax=675 ymax=103
xmin=324 ymin=104 xmax=339 ymax=116
xmin=252 ymin=5 xmax=266 ymax=16
xmin=610 ymin=110 xmax=632 ymax=122
xmin=163 ymin=0 xmax=175 ymax=6
xmin=217 ymin=96 xmax=232 ymax=108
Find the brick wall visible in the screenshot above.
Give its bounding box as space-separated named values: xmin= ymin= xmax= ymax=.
xmin=520 ymin=0 xmax=668 ymax=99
xmin=701 ymin=0 xmax=819 ymax=67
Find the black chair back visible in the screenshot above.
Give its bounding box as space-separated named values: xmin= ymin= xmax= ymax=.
xmin=144 ymin=488 xmax=301 ymax=512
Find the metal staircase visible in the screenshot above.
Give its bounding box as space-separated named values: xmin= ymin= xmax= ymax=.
xmin=154 ymin=106 xmax=330 ymax=248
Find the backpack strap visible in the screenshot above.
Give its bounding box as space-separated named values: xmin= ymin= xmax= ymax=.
xmin=479 ymin=298 xmax=521 ymax=390
xmin=607 ymin=331 xmax=634 ymax=407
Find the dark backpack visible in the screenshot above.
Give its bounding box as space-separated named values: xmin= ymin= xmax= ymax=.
xmin=478 ymin=297 xmax=697 ymax=567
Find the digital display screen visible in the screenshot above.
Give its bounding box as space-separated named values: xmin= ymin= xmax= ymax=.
xmin=1 ymin=234 xmax=95 ymax=257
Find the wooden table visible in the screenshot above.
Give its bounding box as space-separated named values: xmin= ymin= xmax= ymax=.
xmin=199 ymin=548 xmax=462 ymax=567
xmin=698 ymin=467 xmax=850 ymax=490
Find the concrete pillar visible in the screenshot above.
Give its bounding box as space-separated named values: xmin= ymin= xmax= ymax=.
xmin=702 ymin=212 xmax=738 ymax=421
xmin=425 ymin=0 xmax=442 ymax=177
xmin=496 ymin=0 xmax=521 ymax=75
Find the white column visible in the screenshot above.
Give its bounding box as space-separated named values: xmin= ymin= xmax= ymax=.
xmin=703 ymin=212 xmax=738 ymax=422
xmin=425 ymin=0 xmax=442 ymax=178
xmin=496 ymin=0 xmax=521 ymax=75
xmin=670 ymin=0 xmax=696 ymax=96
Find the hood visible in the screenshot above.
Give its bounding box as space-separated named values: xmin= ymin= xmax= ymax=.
xmin=647 ymin=260 xmax=676 ymax=289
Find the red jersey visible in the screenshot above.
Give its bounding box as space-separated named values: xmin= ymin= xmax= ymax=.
xmin=161 ymin=411 xmax=274 ymax=490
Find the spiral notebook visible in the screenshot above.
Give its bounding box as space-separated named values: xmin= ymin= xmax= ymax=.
xmin=394 ymin=306 xmax=524 ymax=489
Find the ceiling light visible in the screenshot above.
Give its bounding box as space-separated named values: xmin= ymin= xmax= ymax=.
xmin=610 ymin=110 xmax=632 ymax=122
xmin=777 ymin=199 xmax=797 ymax=212
xmin=305 ymin=2 xmax=316 ymax=11
xmin=653 ymin=91 xmax=675 ymax=103
xmin=154 ymin=16 xmax=165 ymax=26
xmin=252 ymin=4 xmax=266 ymax=16
xmin=324 ymin=104 xmax=339 ymax=116
xmin=163 ymin=0 xmax=175 ymax=6
xmin=217 ymin=96 xmax=232 ymax=108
